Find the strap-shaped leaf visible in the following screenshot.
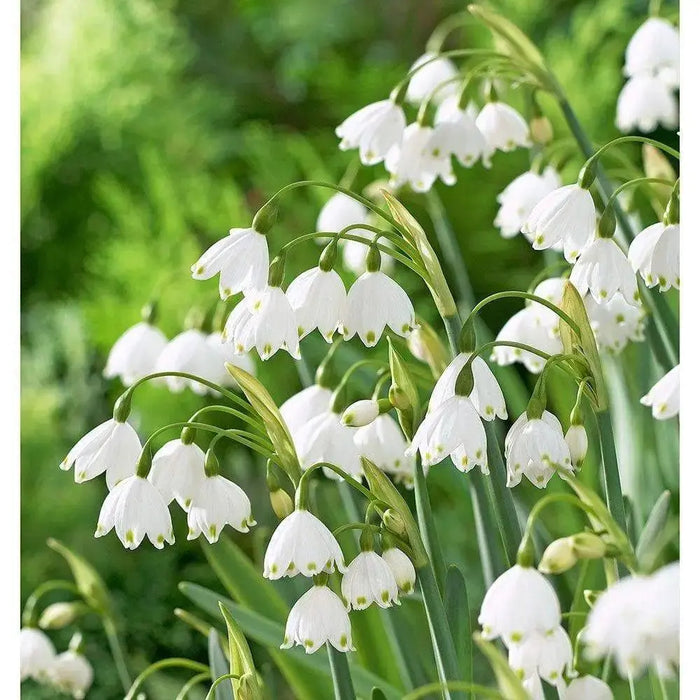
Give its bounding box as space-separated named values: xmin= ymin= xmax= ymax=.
xmin=219 ymin=603 xmax=263 ymax=700
xmin=388 ymin=338 xmax=420 ymax=438
xmin=636 ymin=490 xmax=676 ymax=573
xmin=208 ymin=629 xmax=234 ymax=700
xmin=444 ymin=566 xmax=472 ymax=683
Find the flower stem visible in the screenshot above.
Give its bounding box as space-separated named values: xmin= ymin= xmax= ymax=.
xmin=103 ymin=616 xmax=132 ymax=693
xmin=597 ymin=409 xmax=628 ymax=537
xmin=175 ymin=673 xmax=210 ymax=700
xmin=327 ymin=645 xmax=356 ymax=700
xmin=124 ymin=659 xmax=210 ymax=700
xmin=404 ymin=681 xmax=502 ymax=700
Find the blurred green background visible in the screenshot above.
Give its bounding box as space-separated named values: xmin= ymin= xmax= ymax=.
xmin=21 ymin=0 xmax=678 ymax=697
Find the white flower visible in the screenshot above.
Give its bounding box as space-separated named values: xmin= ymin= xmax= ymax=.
xmin=564 ymin=425 xmax=588 ymax=467
xmin=495 ymin=168 xmax=561 ymax=238
xmin=280 ymin=384 xmax=333 ymax=444
xmin=382 ymin=547 xmax=416 ymax=594
xmin=616 ymin=75 xmax=678 ymax=133
xmin=522 ymin=184 xmax=596 ymax=262
xmin=428 ymin=352 xmax=507 ymax=421
xmin=264 ymin=509 xmax=346 ymax=579
xmin=522 ymin=675 xmax=545 ymax=700
xmin=505 ymin=411 xmax=573 ymax=488
xmin=342 ymin=271 xmax=416 ymax=347
xmin=155 ymin=329 xmax=221 ymax=394
xmin=585 ymin=293 xmax=645 ymax=353
xmin=563 ymin=676 xmax=613 ymax=700
xmin=21 ymin=628 xmax=56 ymax=681
xmin=342 ymin=399 xmax=380 ymax=427
xmin=281 ymin=584 xmax=354 ymax=654
xmin=48 ymin=651 xmax=93 ymax=699
xmin=286 ymin=267 xmax=346 ymax=341
xmin=223 ymin=286 xmax=300 ymax=360
xmin=342 ymin=232 xmax=395 ymax=275
xmin=475 ymin=101 xmax=531 ymax=152
xmin=191 ymin=227 xmax=269 ymax=299
xmin=479 ymin=564 xmax=561 ymax=645
xmin=336 ymin=99 xmax=406 ymax=165
xmin=571 ymin=238 xmax=638 ymax=305
xmin=583 ymin=562 xmax=679 ymax=677
xmin=317 ymin=192 xmax=370 ymax=235
xmin=641 ymin=364 xmax=680 ymax=420
xmin=354 ymin=414 xmax=413 ymax=485
xmin=409 ymin=395 xmax=488 ymax=474
xmin=624 ymin=17 xmax=680 ymax=88
xmin=434 ymin=95 xmax=492 ymax=168
xmin=508 ymin=626 xmax=573 ymax=686
xmin=187 ymin=474 xmax=255 ymax=543
xmin=295 ymin=410 xmax=364 ymax=481
xmin=60 ymin=418 xmax=141 ymax=489
xmin=628 ymin=222 xmax=680 ymax=291
xmin=406 ymin=52 xmax=459 ymax=105
xmin=341 ymin=550 xmax=400 ymax=610
xmin=205 ymin=332 xmax=256 ymax=384
xmin=148 ymin=439 xmax=206 ymax=510
xmin=95 ymin=475 xmax=174 ymax=549
xmin=103 ymin=322 xmax=168 ymax=385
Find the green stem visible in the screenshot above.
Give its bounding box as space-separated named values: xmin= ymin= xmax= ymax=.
xmin=124 ymin=659 xmax=210 ymax=700
xmin=204 ymin=673 xmax=238 ymax=700
xmin=597 ymin=409 xmax=628 ymax=537
xmin=404 ymin=681 xmax=502 ymax=700
xmin=176 ymin=673 xmax=210 ymax=700
xmin=22 ymin=580 xmax=79 ymax=626
xmin=327 ymin=645 xmax=356 ymax=700
xmin=103 ymin=616 xmax=132 ymax=693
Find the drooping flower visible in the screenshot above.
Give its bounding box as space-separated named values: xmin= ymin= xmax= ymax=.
xmin=428 ymin=352 xmax=507 ymax=421
xmin=522 ymin=184 xmax=596 ymax=262
xmin=616 ymin=74 xmax=678 ymax=133
xmin=628 ymin=221 xmax=680 ymax=291
xmin=522 ymin=675 xmax=545 ymax=700
xmin=505 ymin=411 xmax=573 ymax=488
xmin=48 ymin=650 xmax=94 ymax=699
xmin=280 ymin=384 xmax=333 ymax=444
xmin=95 ymin=475 xmax=174 ymax=549
xmin=148 ymin=439 xmax=207 ymax=511
xmin=155 ymin=329 xmax=223 ymax=394
xmin=191 ymin=227 xmax=269 ymax=299
xmin=281 ymin=584 xmax=354 ymax=654
xmin=21 ymin=628 xmax=56 ymax=682
xmin=354 ymin=414 xmax=414 ymax=486
xmin=564 ymin=424 xmax=588 ymax=468
xmin=203 ymin=332 xmax=256 ymax=389
xmin=641 ymin=364 xmax=680 ymax=420
xmin=60 ymin=419 xmax=141 ymax=489
xmin=264 ymin=509 xmax=346 ymax=579
xmin=508 ymin=626 xmax=574 ymax=686
xmin=494 ymin=168 xmax=561 ymax=238
xmin=475 ymin=101 xmax=531 ymax=152
xmin=479 ymin=564 xmax=561 ymax=646
xmin=342 ymin=230 xmax=396 ymax=275
xmin=434 ymin=95 xmax=492 ymax=168
xmin=286 ymin=267 xmax=346 ymax=341
xmin=382 ymin=547 xmax=416 ymax=594
xmin=103 ymin=321 xmax=168 ymax=386
xmin=342 ymin=399 xmax=380 ymax=427
xmin=584 ymin=293 xmax=645 ymax=354
xmin=341 ymin=550 xmax=400 ymax=610
xmin=624 ymin=17 xmax=680 ymax=88
xmin=336 ymin=99 xmax=406 ymax=165
xmin=223 ymin=286 xmax=300 ymax=360
xmin=406 ymin=52 xmax=459 ymax=105
xmin=409 ymin=395 xmax=488 ymax=474
xmin=570 ymin=237 xmax=638 ymax=305
xmin=187 ymin=474 xmax=255 ymax=543
xmin=317 ymin=192 xmax=370 ymax=235
xmin=563 ymin=676 xmax=613 ymax=700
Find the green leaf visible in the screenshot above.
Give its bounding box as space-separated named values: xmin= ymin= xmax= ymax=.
xmin=371 ymin=689 xmax=389 ymax=700
xmin=219 ymin=603 xmax=264 ymax=700
xmin=473 ymin=635 xmax=528 ymax=700
xmin=444 ymin=566 xmax=472 ymax=686
xmin=208 ymin=629 xmax=234 ymax=700
xmin=636 ymin=490 xmax=677 ymax=573
xmin=387 ymin=338 xmax=419 ymax=438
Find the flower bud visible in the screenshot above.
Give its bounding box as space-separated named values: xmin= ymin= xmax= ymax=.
xmin=342 ymin=400 xmax=379 ymax=427
xmin=269 ymin=487 xmax=294 ymax=520
xmin=530 ymin=115 xmax=553 ymax=145
xmin=38 ymin=602 xmax=86 ymax=630
xmin=538 ymin=537 xmax=577 ymax=574
xmin=382 ymin=508 xmax=407 ymax=537
xmin=565 ymin=424 xmax=588 ymax=467
xmin=388 ymin=385 xmax=411 ymax=411
xmin=407 ymin=324 xmax=449 ymax=375
xmin=570 ymin=531 xmax=607 ymax=560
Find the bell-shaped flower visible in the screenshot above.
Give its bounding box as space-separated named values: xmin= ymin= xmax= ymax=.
xmin=204 ymin=332 xmax=256 ymax=389
xmin=341 ymin=550 xmax=400 ymax=610
xmin=563 ymin=676 xmax=613 ymax=700
xmin=628 ymin=221 xmax=679 ymax=291
xmin=103 ymin=322 xmax=167 ymax=386
xmin=191 ymin=227 xmax=269 ymax=299
xmin=475 ymin=101 xmax=531 ymax=152
xmin=616 ymin=75 xmax=678 ymax=133
xmin=382 ymin=547 xmax=416 ymax=594
xmin=406 ymin=52 xmax=459 ymax=105
xmin=522 ymin=675 xmax=545 ymax=700
xmin=154 ymin=329 xmax=218 ymax=394
xmin=495 ymin=168 xmax=561 ymax=238
xmin=21 ymin=628 xmax=56 ymax=682
xmin=286 ymin=267 xmax=346 ymax=341
xmin=434 ymin=95 xmax=492 ymax=168
xmin=564 ymin=424 xmax=588 ymax=468
xmin=264 ymin=509 xmax=346 ymax=579
xmin=522 ymin=184 xmax=596 ymax=262
xmin=571 ymin=237 xmax=638 ymax=305
xmin=479 ymin=564 xmax=561 ymax=646
xmin=223 ymin=285 xmax=300 ymax=360
xmin=187 ymin=474 xmax=255 ymax=543
xmin=505 ymin=411 xmax=573 ymax=488
xmin=48 ymin=650 xmax=93 ymax=699
xmin=624 ymin=17 xmax=680 ymax=87
xmin=317 ymin=192 xmax=370 ymax=236
xmin=60 ymin=418 xmax=141 ymax=489
xmin=428 ymin=352 xmax=507 ymax=421
xmin=508 ymin=626 xmax=574 ymax=686
xmin=354 ymin=414 xmax=413 ymax=486
xmin=409 ymin=395 xmax=488 ymax=474
xmin=641 ymin=364 xmax=680 ymax=420
xmin=584 ymin=293 xmax=645 ymax=354
xmin=295 ymin=410 xmax=364 ymax=481
xmin=281 ymin=584 xmax=354 ymax=654
xmin=342 ymin=231 xmax=395 ymax=275
xmin=95 ymin=475 xmax=174 ymax=549
xmin=280 ymin=384 xmax=333 ymax=444
xmin=342 ymin=270 xmax=416 ymax=347
xmin=148 ymin=439 xmax=206 ymax=511
xmin=336 ymin=99 xmax=406 ymax=165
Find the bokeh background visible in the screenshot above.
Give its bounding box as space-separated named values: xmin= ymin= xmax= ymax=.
xmin=21 ymin=0 xmax=679 ymax=697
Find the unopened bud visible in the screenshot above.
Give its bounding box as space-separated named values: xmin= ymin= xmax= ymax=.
xmin=407 ymin=324 xmax=449 ymax=375
xmin=565 ymin=424 xmax=588 ymax=467
xmin=538 ymin=537 xmax=577 ymax=574
xmin=389 ymin=385 xmax=411 ymax=411
xmin=382 ymin=508 xmax=407 ymax=537
xmin=235 ymin=674 xmax=258 ymax=700
xmin=269 ymin=488 xmax=294 ymax=520
xmin=570 ymin=532 xmax=607 ymax=560
xmin=530 ymin=116 xmax=553 ymax=145
xmin=342 ymin=400 xmax=379 ymax=427
xmin=38 ymin=602 xmax=86 ymax=630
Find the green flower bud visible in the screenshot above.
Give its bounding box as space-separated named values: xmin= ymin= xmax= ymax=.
xmin=269 ymin=487 xmax=294 ymax=520
xmin=38 ymin=602 xmax=87 ymax=630
xmin=570 ymin=531 xmax=607 ymax=560
xmin=538 ymin=537 xmax=577 ymax=574
xmin=530 ymin=115 xmax=553 ymax=145
xmin=382 ymin=508 xmax=407 ymax=537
